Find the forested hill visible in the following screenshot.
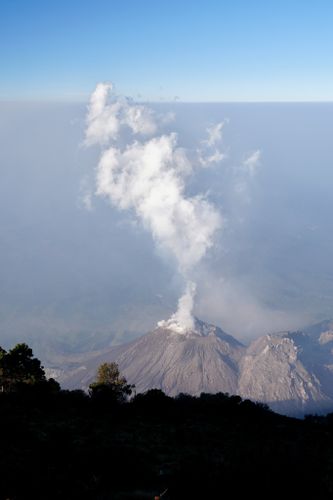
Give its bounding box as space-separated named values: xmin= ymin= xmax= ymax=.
xmin=1 ymin=387 xmax=333 ymax=499
xmin=1 ymin=345 xmax=333 ymax=499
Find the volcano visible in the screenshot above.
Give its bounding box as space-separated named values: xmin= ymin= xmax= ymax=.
xmin=53 ymin=318 xmax=245 ymax=396
xmin=47 ymin=318 xmax=333 ymax=416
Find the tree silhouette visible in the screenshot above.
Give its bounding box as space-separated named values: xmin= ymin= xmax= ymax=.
xmin=0 ymin=343 xmax=47 ymax=392
xmin=89 ymin=362 xmax=134 ymax=403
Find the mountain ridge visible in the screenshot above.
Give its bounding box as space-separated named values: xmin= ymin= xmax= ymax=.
xmin=45 ymin=318 xmax=333 ymax=416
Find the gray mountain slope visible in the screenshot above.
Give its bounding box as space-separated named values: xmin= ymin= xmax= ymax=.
xmin=46 ymin=318 xmax=333 ymax=416
xmin=53 ymin=318 xmax=245 ymax=396
xmin=239 ymin=331 xmax=333 ymax=415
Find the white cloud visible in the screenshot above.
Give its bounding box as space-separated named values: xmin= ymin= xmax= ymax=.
xmin=96 ymin=133 xmax=221 ymax=274
xmin=85 ymin=83 xmax=222 ymax=331
xmin=85 ymin=82 xmax=121 ymax=145
xmin=81 ymin=191 xmax=93 ymax=211
xmin=232 ymin=149 xmax=262 ymax=203
xmin=205 ymin=122 xmax=225 ymax=147
xmin=84 ymin=82 xmax=157 ymax=147
xmin=158 ymin=281 xmax=197 ymax=332
xmin=78 ymin=177 xmax=94 ymax=211
xmin=84 ymin=85 xmax=267 ymax=334
xmin=197 ymin=121 xmax=227 ymax=167
xmin=122 ymin=102 xmax=157 ymax=136
xmin=199 ymin=149 xmax=226 ymax=167
xmin=242 ymin=149 xmax=261 ymax=176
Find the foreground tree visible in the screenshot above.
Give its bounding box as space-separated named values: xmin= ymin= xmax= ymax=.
xmin=89 ymin=362 xmax=134 ymax=404
xmin=0 ymin=343 xmax=59 ymax=393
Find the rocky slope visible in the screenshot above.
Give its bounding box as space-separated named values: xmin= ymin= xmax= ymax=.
xmin=45 ymin=318 xmax=333 ymax=416
xmin=50 ymin=318 xmax=245 ymax=396
xmin=239 ymin=331 xmax=333 ymax=415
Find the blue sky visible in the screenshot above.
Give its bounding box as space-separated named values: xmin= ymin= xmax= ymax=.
xmin=1 ymin=0 xmax=333 ymax=101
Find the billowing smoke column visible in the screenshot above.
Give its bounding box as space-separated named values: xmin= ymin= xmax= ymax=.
xmin=85 ymin=82 xmax=222 ymax=333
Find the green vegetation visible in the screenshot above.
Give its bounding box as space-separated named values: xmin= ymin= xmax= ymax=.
xmin=1 ymin=344 xmax=333 ymax=499
xmin=89 ymin=361 xmax=134 ymax=404
xmin=0 ymin=342 xmax=59 ymax=393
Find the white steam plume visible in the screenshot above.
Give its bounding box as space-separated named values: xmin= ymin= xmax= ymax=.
xmin=206 ymin=122 xmax=224 ymax=147
xmin=233 ymin=149 xmax=262 ymax=201
xmin=198 ymin=121 xmax=227 ymax=167
xmin=85 ymin=82 xmax=157 ymax=146
xmin=158 ymin=281 xmax=197 ymax=331
xmin=85 ymin=83 xmax=222 ymax=332
xmin=242 ymin=149 xmax=261 ymax=176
